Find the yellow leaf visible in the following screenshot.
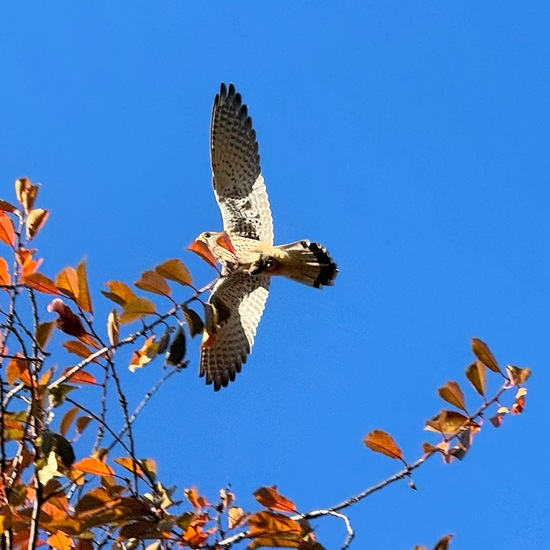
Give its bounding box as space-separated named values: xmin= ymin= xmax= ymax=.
xmin=254 ymin=486 xmax=297 ymax=513
xmin=425 ymin=410 xmax=479 ymax=435
xmin=155 ymin=258 xmax=193 ymax=287
xmin=135 ymin=269 xmax=172 ymax=297
xmin=247 ymin=511 xmax=302 ymax=549
xmin=114 ymin=457 xmax=145 ymax=478
xmin=129 ymin=335 xmax=157 ymax=371
xmin=73 ymin=457 xmax=115 ymax=477
xmin=26 ymin=208 xmax=49 ymax=240
xmin=465 ymin=360 xmax=486 ymax=396
xmin=77 ymin=258 xmax=93 ymax=313
xmin=228 ymin=506 xmax=247 ymax=529
xmin=0 ymin=213 xmax=16 ymax=247
xmin=48 ymin=530 xmax=73 ymax=550
xmin=119 ymin=297 xmax=156 ymax=324
xmin=56 ymin=266 xmax=79 ymax=300
xmin=101 ymin=280 xmax=138 ymax=306
xmin=107 ymin=309 xmax=119 ymax=347
xmin=437 ymin=381 xmax=467 ymax=412
xmin=471 ymin=337 xmax=501 ymax=373
xmin=364 ymin=429 xmax=404 ymax=460
xmin=15 ymin=177 xmax=39 ymax=213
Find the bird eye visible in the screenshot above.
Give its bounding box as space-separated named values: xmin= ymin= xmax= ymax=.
xmin=203 ymin=232 xmax=211 ymax=239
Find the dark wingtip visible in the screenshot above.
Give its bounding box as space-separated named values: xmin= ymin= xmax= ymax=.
xmin=308 ymin=242 xmax=338 ymax=288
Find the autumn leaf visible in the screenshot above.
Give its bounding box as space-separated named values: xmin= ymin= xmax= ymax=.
xmin=228 ymin=506 xmax=247 ymax=529
xmin=114 ymin=457 xmax=145 ymax=478
xmin=184 ymin=487 xmax=210 ymax=510
xmin=107 ymin=309 xmax=119 ymax=347
xmin=247 ymin=511 xmax=302 ymax=549
xmin=16 ymin=248 xmax=43 ymax=276
xmin=60 ymin=367 xmax=97 ymax=385
xmin=26 ymin=208 xmax=49 ymax=240
xmin=433 ymin=534 xmax=454 ymax=550
xmin=119 ymin=297 xmax=156 ymax=324
xmin=135 ymin=269 xmax=172 ymax=297
xmin=254 ymin=486 xmax=297 ymax=513
xmin=73 ymin=457 xmax=115 ymax=477
xmin=425 ymin=410 xmax=479 ymax=435
xmin=471 ymin=337 xmax=501 ymax=373
xmin=60 ymin=406 xmax=79 ymax=437
xmin=36 ymin=321 xmax=55 ymax=349
xmin=6 ymin=354 xmax=31 ymax=386
xmin=129 ymin=336 xmax=157 ymax=372
xmin=0 ymin=257 xmax=10 ymax=286
xmin=23 ymin=272 xmax=61 ymax=295
xmin=48 ymin=299 xmax=98 ymax=347
xmin=0 ymin=199 xmax=18 ymax=214
xmin=364 ymin=429 xmax=404 ymax=461
xmin=489 ymin=406 xmax=510 ymax=427
xmin=62 ymin=340 xmax=99 ymax=362
xmin=15 ymin=177 xmax=39 ymax=213
xmin=512 ymin=387 xmax=527 ymax=414
xmin=155 ymin=258 xmax=193 ymax=287
xmin=465 ymin=361 xmax=486 ymax=396
xmin=437 ymin=381 xmax=467 ymax=412
xmin=56 ymin=266 xmax=79 ymax=300
xmin=76 ymin=416 xmax=93 ymax=435
xmin=101 ymin=280 xmax=138 ymax=306
xmin=506 ymin=365 xmax=531 ymax=385
xmin=0 ymin=213 xmax=16 ymax=246
xmin=76 ymin=258 xmax=93 ymax=313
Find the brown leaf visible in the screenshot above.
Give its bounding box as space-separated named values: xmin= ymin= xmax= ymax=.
xmin=0 ymin=257 xmax=10 ymax=286
xmin=36 ymin=321 xmax=55 ymax=349
xmin=23 ymin=272 xmax=61 ymax=295
xmin=0 ymin=213 xmax=16 ymax=247
xmin=73 ymin=457 xmax=114 ymax=477
xmin=48 ymin=299 xmax=87 ymax=337
xmin=254 ymin=486 xmax=297 ymax=513
xmin=135 ymin=269 xmax=172 ymax=297
xmin=471 ymin=338 xmax=501 ymax=373
xmin=114 ymin=457 xmax=145 ymax=478
xmin=119 ymin=297 xmax=156 ymax=324
xmin=76 ymin=416 xmax=93 ymax=435
xmin=107 ymin=309 xmax=119 ymax=347
xmin=101 ymin=280 xmax=138 ymax=306
xmin=0 ymin=199 xmax=18 ymax=214
xmin=506 ymin=365 xmax=531 ymax=385
xmin=77 ymin=259 xmax=93 ymax=313
xmin=15 ymin=177 xmax=39 ymax=213
xmin=60 ymin=406 xmax=79 ymax=437
xmin=62 ymin=340 xmax=99 ymax=362
xmin=247 ymin=511 xmax=302 ymax=549
xmin=437 ymin=381 xmax=467 ymax=412
xmin=155 ymin=258 xmax=193 ymax=287
xmin=512 ymin=387 xmax=527 ymax=414
xmin=425 ymin=410 xmax=479 ymax=435
xmin=489 ymin=406 xmax=510 ymax=427
xmin=363 ymin=429 xmax=404 ymax=461
xmin=60 ymin=367 xmax=97 ymax=385
xmin=433 ymin=534 xmax=454 ymax=550
xmin=26 ymin=208 xmax=49 ymax=240
xmin=465 ymin=360 xmax=486 ymax=396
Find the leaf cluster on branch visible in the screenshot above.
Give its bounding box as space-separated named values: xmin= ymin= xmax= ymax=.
xmin=0 ymin=179 xmax=531 ymax=550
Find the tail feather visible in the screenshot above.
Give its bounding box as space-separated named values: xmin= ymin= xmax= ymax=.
xmin=276 ymin=240 xmax=338 ymax=288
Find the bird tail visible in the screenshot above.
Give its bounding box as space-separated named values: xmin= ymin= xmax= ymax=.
xmin=275 ymin=240 xmax=338 ymax=288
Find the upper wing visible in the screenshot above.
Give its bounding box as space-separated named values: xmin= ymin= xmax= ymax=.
xmin=210 ymin=83 xmax=274 ymax=245
xmin=200 ymin=271 xmax=270 ymax=390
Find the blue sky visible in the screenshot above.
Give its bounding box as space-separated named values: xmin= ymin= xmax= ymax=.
xmin=1 ymin=2 xmax=549 ymax=548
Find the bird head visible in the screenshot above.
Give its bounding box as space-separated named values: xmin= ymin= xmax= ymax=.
xmin=188 ymin=231 xmax=236 ymax=268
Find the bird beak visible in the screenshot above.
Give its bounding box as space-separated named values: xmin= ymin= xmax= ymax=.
xmin=216 ymin=232 xmax=236 ymax=254
xmin=188 ymin=239 xmax=218 ymax=268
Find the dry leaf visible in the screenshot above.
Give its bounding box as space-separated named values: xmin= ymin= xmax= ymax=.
xmin=0 ymin=213 xmax=16 ymax=247
xmin=506 ymin=365 xmax=531 ymax=385
xmin=119 ymin=297 xmax=156 ymax=324
xmin=135 ymin=269 xmax=171 ymax=297
xmin=23 ymin=272 xmax=61 ymax=295
xmin=471 ymin=338 xmax=501 ymax=373
xmin=76 ymin=259 xmax=93 ymax=313
xmin=101 ymin=280 xmax=138 ymax=306
xmin=465 ymin=360 xmax=486 ymax=396
xmin=437 ymin=381 xmax=467 ymax=412
xmin=364 ymin=429 xmax=404 ymax=461
xmin=155 ymin=258 xmax=193 ymax=286
xmin=254 ymin=486 xmax=297 ymax=513
xmin=26 ymin=208 xmax=49 ymax=240
xmin=73 ymin=457 xmax=114 ymax=477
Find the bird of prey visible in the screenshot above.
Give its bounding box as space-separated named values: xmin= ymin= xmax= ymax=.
xmin=189 ymin=83 xmax=337 ymax=390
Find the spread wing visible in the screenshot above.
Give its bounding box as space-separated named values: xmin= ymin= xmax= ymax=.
xmin=210 ymin=83 xmax=274 ymax=245
xmin=200 ymin=271 xmax=270 ymax=390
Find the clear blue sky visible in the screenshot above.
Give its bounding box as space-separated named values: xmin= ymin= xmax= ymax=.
xmin=1 ymin=2 xmax=549 ymax=548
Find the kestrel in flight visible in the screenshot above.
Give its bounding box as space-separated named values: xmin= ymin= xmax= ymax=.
xmin=189 ymin=83 xmax=337 ymax=390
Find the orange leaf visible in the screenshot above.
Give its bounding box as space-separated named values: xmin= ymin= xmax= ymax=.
xmin=135 ymin=269 xmax=172 ymax=297
xmin=425 ymin=410 xmax=479 ymax=435
xmin=254 ymin=486 xmax=297 ymax=513
xmin=466 ymin=360 xmax=486 ymax=396
xmin=101 ymin=280 xmax=137 ymax=306
xmin=0 ymin=199 xmax=18 ymax=214
xmin=23 ymin=272 xmax=61 ymax=295
xmin=48 ymin=530 xmax=73 ymax=550
xmin=155 ymin=258 xmax=193 ymax=287
xmin=6 ymin=354 xmax=31 ymax=386
xmin=114 ymin=457 xmax=145 ymax=478
xmin=471 ymin=337 xmax=501 ymax=373
xmin=437 ymin=381 xmax=467 ymax=412
xmin=61 ymin=367 xmax=97 ymax=385
xmin=62 ymin=340 xmax=99 ymax=362
xmin=76 ymin=259 xmax=93 ymax=314
xmin=0 ymin=213 xmax=16 ymax=246
xmin=364 ymin=429 xmax=404 ymax=461
xmin=60 ymin=406 xmax=79 ymax=436
xmin=0 ymin=257 xmax=10 ymax=286
xmin=26 ymin=208 xmax=49 ymax=240
xmin=56 ymin=266 xmax=79 ymax=300
xmin=119 ymin=297 xmax=156 ymax=324
xmin=16 ymin=248 xmax=42 ymax=276
xmin=247 ymin=511 xmax=302 ymax=549
xmin=73 ymin=457 xmax=114 ymax=477
xmin=184 ymin=487 xmax=210 ymax=510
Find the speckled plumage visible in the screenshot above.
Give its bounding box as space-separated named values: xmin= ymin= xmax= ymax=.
xmin=195 ymin=83 xmax=337 ymax=390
